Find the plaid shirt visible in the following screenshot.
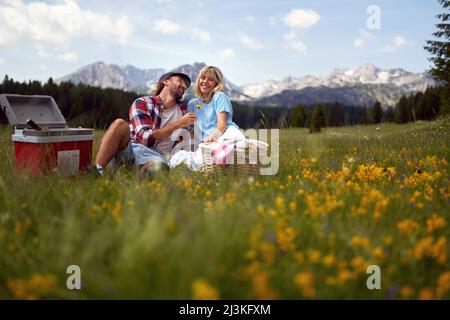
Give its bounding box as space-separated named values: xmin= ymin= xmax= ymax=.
xmin=129 ymin=96 xmax=188 ymax=148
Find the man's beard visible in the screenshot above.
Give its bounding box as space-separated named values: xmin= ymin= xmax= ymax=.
xmin=170 ymin=85 xmax=184 ymax=100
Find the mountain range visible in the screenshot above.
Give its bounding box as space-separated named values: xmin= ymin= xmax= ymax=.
xmin=56 ymin=62 xmax=438 ymax=108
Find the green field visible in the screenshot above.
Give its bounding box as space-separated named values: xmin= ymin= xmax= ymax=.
xmin=0 ymin=118 xmax=449 ymax=299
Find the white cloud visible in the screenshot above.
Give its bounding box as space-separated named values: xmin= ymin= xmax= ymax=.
xmin=244 ymin=16 xmax=255 ymax=23
xmin=153 ymin=19 xmax=181 ymax=35
xmin=0 ymin=0 xmax=134 ymax=47
xmin=239 ymin=33 xmax=264 ymax=50
xmin=39 ymin=64 xmax=47 ymax=70
xmin=58 ymin=51 xmax=78 ymax=62
xmin=354 ymin=38 xmax=364 ymax=48
xmin=219 ymin=48 xmax=234 ymax=59
xmin=282 ymin=9 xmax=319 ymax=55
xmin=283 ymin=8 xmax=320 ymax=30
xmin=191 ymin=27 xmax=211 ymax=43
xmin=0 ymin=58 xmax=5 ymax=64
xmin=157 ymin=0 xmax=172 ymax=3
xmin=284 ymin=31 xmax=307 ymax=55
xmin=37 ymin=48 xmax=52 ymax=58
xmin=354 ymin=28 xmax=372 ymax=48
xmin=382 ymin=36 xmax=409 ymax=52
xmin=269 ymin=16 xmax=277 ymax=27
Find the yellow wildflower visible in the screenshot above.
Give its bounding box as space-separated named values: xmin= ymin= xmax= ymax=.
xmin=436 ymin=271 xmax=450 ymax=298
xmin=337 ymin=269 xmax=354 ymax=284
xmin=414 ymin=236 xmax=447 ymax=265
xmin=252 ymin=271 xmax=279 ymax=299
xmin=372 ymin=246 xmax=384 ymax=261
xmin=15 ymin=221 xmax=23 ymax=235
xmin=350 ymin=256 xmax=368 ymax=274
xmin=417 ymin=288 xmax=434 ymax=300
xmin=397 ymin=219 xmax=420 ymax=236
xmin=257 ymin=205 xmax=265 ymax=215
xmin=7 ymin=274 xmax=57 ymax=300
xmin=323 ymin=254 xmax=337 ymax=267
xmin=259 ymin=242 xmax=276 ymax=263
xmin=293 ymin=251 xmax=305 ymax=264
xmin=288 ymin=201 xmax=297 ymax=214
xmin=275 ymin=196 xmax=285 ymax=213
xmin=355 ymin=164 xmax=386 ymax=182
xmin=111 ymin=201 xmax=122 ymax=223
xmin=293 ymin=271 xmax=316 ymax=299
xmin=192 ymin=278 xmax=220 ymax=300
xmin=383 ymin=235 xmax=394 ymax=246
xmin=400 ymin=286 xmax=414 ymax=298
xmin=426 ymin=214 xmax=446 ymax=234
xmin=307 ymin=250 xmax=322 ymax=264
xmin=276 ymin=227 xmax=296 ymax=252
xmin=351 ymin=235 xmax=370 ymax=249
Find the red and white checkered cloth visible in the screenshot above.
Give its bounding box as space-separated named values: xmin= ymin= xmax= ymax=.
xmin=201 ymin=139 xmax=268 ymax=165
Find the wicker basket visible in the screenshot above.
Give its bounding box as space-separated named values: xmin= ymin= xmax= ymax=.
xmin=200 ymin=140 xmax=267 ymax=176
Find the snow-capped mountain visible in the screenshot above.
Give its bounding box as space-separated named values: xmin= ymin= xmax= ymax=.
xmin=165 ymin=62 xmax=250 ymax=100
xmin=56 ymin=61 xmax=165 ymax=93
xmin=242 ymin=64 xmax=437 ymax=107
xmin=56 ymin=61 xmax=250 ymax=100
xmin=56 ymin=62 xmax=437 ymax=108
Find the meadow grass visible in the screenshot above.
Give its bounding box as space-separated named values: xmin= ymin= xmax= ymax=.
xmin=0 ymin=118 xmax=449 ymax=299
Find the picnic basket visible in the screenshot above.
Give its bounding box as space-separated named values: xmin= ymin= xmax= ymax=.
xmin=200 ymin=139 xmax=268 ymax=176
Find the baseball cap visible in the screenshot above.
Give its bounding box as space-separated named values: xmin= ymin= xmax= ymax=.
xmin=158 ymin=72 xmax=191 ymax=88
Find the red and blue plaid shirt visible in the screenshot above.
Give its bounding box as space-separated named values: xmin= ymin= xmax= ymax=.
xmin=129 ymin=96 xmax=188 ymax=148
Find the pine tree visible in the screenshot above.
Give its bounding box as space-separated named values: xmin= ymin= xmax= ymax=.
xmin=360 ymin=106 xmax=368 ymax=124
xmin=290 ymin=103 xmax=307 ymax=127
xmin=424 ymin=0 xmax=450 ymax=115
xmin=395 ymin=96 xmax=410 ymax=124
xmin=310 ymin=104 xmax=326 ymax=133
xmin=417 ymin=89 xmax=441 ymax=120
xmin=328 ymin=102 xmax=345 ymax=127
xmin=384 ymin=107 xmax=395 ymax=122
xmin=372 ymin=100 xmax=383 ymax=124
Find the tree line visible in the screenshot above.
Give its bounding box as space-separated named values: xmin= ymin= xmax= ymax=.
xmin=0 ymin=76 xmax=139 ymax=129
xmin=0 ymin=75 xmax=447 ymax=132
xmin=289 ymin=85 xmax=446 ymax=132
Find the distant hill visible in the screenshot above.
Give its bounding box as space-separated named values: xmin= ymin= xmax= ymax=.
xmin=56 ymin=62 xmax=438 ymax=108
xmin=56 ymin=61 xmax=250 ymax=101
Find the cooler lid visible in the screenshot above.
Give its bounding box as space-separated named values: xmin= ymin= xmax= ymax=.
xmin=0 ymin=94 xmax=67 ymax=129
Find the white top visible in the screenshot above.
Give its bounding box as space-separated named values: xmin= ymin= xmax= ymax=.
xmin=155 ymin=105 xmax=183 ymax=159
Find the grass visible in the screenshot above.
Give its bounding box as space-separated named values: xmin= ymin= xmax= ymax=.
xmin=0 ymin=118 xmax=449 ymax=299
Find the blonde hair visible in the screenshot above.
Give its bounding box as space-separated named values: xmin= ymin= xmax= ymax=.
xmin=194 ymin=66 xmax=225 ymax=101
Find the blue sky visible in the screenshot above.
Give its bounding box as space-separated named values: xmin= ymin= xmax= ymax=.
xmin=0 ymin=0 xmax=444 ymax=85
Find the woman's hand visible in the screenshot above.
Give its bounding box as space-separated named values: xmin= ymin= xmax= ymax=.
xmin=204 ymin=134 xmax=219 ymax=143
xmin=204 ymin=127 xmax=224 ymax=142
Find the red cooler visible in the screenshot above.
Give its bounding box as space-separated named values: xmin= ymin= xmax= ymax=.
xmin=0 ymin=94 xmax=94 ymax=176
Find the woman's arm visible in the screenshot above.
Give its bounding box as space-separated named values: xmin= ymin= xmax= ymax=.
xmin=204 ymin=112 xmax=227 ymax=142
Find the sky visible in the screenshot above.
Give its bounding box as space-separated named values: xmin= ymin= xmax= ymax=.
xmin=0 ymin=0 xmax=444 ymax=86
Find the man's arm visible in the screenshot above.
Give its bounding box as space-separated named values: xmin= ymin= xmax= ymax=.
xmin=130 ymin=98 xmax=196 ymax=146
xmin=129 ymin=98 xmax=157 ymax=147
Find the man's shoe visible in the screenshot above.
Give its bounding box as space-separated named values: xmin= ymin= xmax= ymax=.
xmin=85 ymin=164 xmax=104 ymax=177
xmin=139 ymin=161 xmax=170 ymax=180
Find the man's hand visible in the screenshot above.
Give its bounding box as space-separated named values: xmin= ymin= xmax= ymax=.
xmin=152 ymin=112 xmax=196 ymax=143
xmin=177 ymin=112 xmax=196 ymax=128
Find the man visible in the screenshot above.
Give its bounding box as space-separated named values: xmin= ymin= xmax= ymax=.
xmin=93 ymin=72 xmax=196 ymax=176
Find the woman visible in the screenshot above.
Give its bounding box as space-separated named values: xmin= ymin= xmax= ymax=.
xmin=188 ymin=66 xmax=245 ymax=143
